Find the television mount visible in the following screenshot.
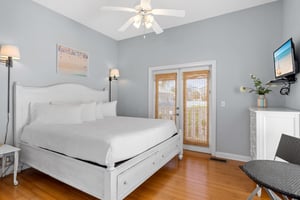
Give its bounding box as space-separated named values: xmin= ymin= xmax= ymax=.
xmin=267 ymin=75 xmax=297 ymax=95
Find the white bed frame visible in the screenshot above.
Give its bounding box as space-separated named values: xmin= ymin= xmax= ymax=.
xmin=13 ymin=83 xmax=183 ymax=200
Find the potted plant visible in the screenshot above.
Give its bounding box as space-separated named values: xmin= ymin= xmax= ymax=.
xmin=240 ymin=74 xmax=271 ymax=108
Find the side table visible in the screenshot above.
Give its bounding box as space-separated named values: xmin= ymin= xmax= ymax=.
xmin=0 ymin=144 xmax=20 ymax=185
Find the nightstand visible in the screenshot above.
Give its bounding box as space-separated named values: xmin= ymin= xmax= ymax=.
xmin=0 ymin=144 xmax=20 ymax=185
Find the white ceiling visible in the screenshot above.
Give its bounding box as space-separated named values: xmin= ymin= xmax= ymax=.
xmin=32 ymin=0 xmax=277 ymax=41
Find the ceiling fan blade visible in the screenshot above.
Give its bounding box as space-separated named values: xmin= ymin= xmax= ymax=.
xmin=101 ymin=6 xmax=136 ymax=13
xmin=152 ymin=9 xmax=186 ymax=17
xmin=118 ymin=17 xmax=135 ymax=32
xmin=140 ymin=0 xmax=151 ymax=9
xmin=152 ymin=19 xmax=163 ymax=34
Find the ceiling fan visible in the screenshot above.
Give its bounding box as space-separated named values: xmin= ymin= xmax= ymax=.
xmin=101 ymin=0 xmax=186 ymax=34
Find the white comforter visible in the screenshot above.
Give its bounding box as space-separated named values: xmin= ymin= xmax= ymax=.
xmin=21 ymin=117 xmax=177 ymax=166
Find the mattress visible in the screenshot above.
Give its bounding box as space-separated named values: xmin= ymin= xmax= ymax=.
xmin=21 ymin=116 xmax=177 ymax=166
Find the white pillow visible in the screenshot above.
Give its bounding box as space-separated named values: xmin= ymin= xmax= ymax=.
xmin=81 ymin=102 xmax=96 ymax=121
xmin=29 ymin=102 xmax=48 ymax=123
xmin=31 ymin=103 xmax=83 ymax=124
xmin=96 ymin=101 xmax=117 ymax=118
xmin=50 ymin=101 xmax=97 ymax=122
xmin=96 ymin=103 xmax=104 ymax=119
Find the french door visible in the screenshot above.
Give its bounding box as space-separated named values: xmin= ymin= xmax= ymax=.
xmin=182 ymin=70 xmax=209 ymax=146
xmin=155 ymin=73 xmax=177 ymax=122
xmin=153 ymin=67 xmax=211 ymax=151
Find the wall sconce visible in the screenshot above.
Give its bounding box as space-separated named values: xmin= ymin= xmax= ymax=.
xmin=109 ymin=68 xmax=120 ymax=102
xmin=0 ymin=45 xmax=20 ymax=145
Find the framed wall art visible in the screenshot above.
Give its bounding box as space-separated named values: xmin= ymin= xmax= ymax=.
xmin=57 ymin=44 xmax=89 ymax=76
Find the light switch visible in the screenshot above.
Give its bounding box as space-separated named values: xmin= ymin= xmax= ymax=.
xmin=221 ymin=101 xmax=226 ymax=107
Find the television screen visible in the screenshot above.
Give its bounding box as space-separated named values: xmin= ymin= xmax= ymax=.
xmin=273 ymin=38 xmax=296 ymax=79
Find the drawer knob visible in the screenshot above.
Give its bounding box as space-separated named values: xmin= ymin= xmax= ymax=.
xmin=162 ymin=154 xmax=165 ymax=158
xmin=123 ymin=181 xmax=127 ymax=185
xmin=152 ymin=162 xmax=155 ymax=165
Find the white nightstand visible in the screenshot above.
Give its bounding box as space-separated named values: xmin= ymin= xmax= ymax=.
xmin=0 ymin=144 xmax=20 ymax=185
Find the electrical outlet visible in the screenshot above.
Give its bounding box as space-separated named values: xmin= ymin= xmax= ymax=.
xmin=4 ymin=155 xmax=13 ymax=167
xmin=6 ymin=156 xmax=11 ymax=163
xmin=220 ymin=101 xmax=226 ymax=107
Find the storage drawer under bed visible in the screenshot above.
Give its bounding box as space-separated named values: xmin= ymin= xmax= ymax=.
xmin=117 ymin=135 xmax=180 ymax=199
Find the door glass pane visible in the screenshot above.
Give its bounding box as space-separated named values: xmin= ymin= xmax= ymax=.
xmin=183 ymin=70 xmax=209 ymax=146
xmin=155 ymin=73 xmax=177 ymax=122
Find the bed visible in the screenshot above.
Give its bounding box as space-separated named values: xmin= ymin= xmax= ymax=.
xmin=13 ymin=83 xmax=183 ymax=200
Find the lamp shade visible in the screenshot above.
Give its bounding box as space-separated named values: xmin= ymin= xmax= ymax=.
xmin=0 ymin=45 xmax=20 ymax=60
xmin=110 ymin=68 xmax=120 ymax=78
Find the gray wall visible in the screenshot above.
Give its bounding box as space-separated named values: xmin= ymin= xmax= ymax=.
xmin=282 ymin=0 xmax=300 ymax=108
xmin=0 ymin=0 xmax=118 ymax=144
xmin=117 ymin=2 xmax=284 ymax=156
xmin=0 ymin=0 xmax=290 ymax=157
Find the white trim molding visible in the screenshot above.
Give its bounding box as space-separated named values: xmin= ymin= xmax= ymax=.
xmin=215 ymin=151 xmax=251 ymax=162
xmin=183 ymin=145 xmax=211 ymax=154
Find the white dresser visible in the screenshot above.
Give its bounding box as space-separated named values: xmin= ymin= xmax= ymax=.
xmin=249 ymin=107 xmax=300 ymax=160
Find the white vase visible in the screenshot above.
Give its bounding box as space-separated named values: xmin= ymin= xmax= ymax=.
xmin=257 ymin=95 xmax=267 ymax=108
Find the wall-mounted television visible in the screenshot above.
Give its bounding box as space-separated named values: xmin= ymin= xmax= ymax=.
xmin=273 ymin=38 xmax=298 ymax=80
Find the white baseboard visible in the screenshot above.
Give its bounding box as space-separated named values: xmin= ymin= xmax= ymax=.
xmin=183 ymin=145 xmax=211 ymax=154
xmin=214 ymin=151 xmax=251 ymax=162
xmin=183 ymin=145 xmax=250 ymax=162
xmin=1 ymin=164 xmax=14 ymax=177
xmin=1 ymin=162 xmax=29 ymax=177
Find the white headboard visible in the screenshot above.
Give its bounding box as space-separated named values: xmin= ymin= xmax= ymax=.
xmin=13 ymin=82 xmax=108 ymax=147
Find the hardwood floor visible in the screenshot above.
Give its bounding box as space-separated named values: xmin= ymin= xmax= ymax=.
xmin=0 ymin=151 xmax=268 ymax=200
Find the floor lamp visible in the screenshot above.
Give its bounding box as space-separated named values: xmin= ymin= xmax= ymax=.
xmin=0 ymin=45 xmax=20 ymax=145
xmin=109 ymin=68 xmax=120 ymax=102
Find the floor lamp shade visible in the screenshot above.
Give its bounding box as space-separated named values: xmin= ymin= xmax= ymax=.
xmin=0 ymin=45 xmax=20 ymax=60
xmin=109 ymin=68 xmax=120 ymax=102
xmin=110 ymin=68 xmax=120 ymax=80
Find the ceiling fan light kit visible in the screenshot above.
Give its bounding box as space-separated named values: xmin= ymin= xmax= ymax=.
xmin=133 ymin=15 xmax=142 ymax=29
xmin=144 ymin=15 xmax=154 ymax=29
xmin=101 ymin=0 xmax=185 ymax=35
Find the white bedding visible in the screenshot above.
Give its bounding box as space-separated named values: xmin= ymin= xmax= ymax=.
xmin=20 ymin=117 xmax=177 ymax=166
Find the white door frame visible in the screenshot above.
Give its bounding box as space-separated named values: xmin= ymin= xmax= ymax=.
xmin=148 ymin=60 xmax=217 ymax=156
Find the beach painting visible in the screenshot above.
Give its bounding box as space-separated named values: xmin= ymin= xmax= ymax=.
xmin=57 ymin=44 xmax=89 ymax=76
